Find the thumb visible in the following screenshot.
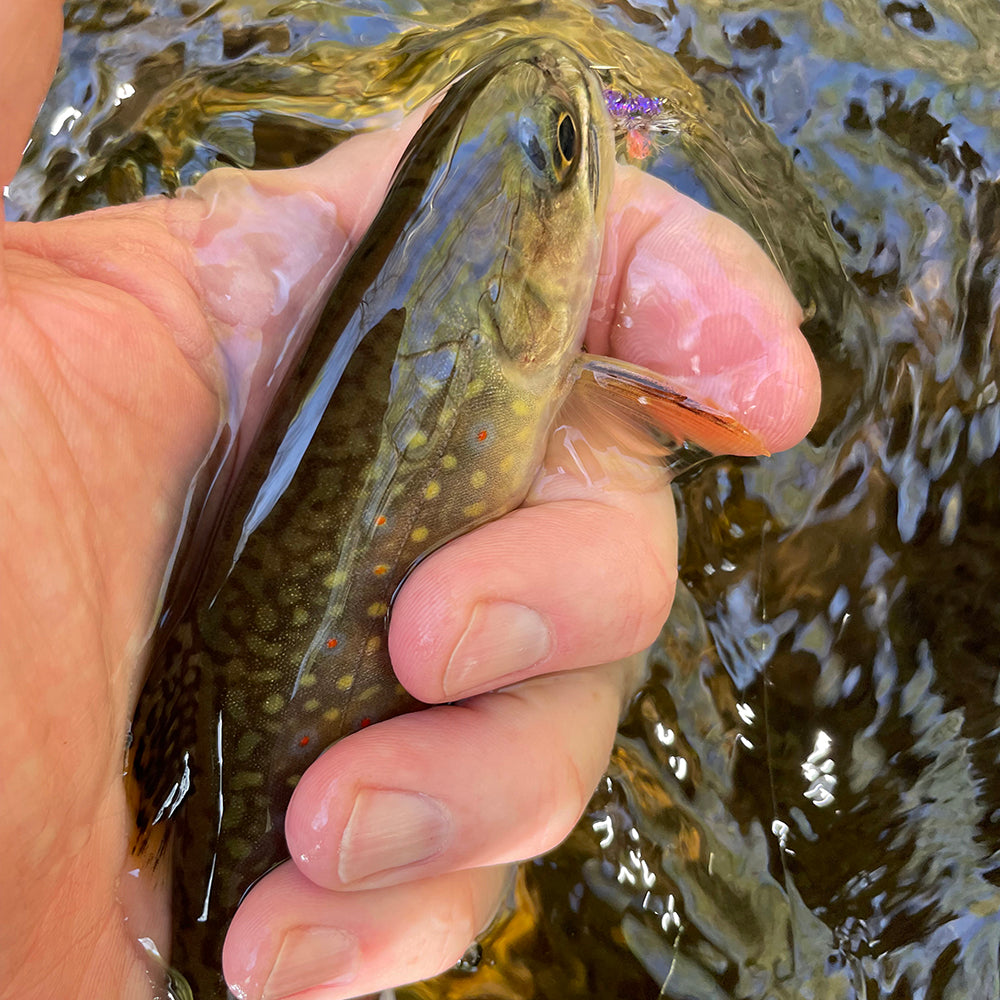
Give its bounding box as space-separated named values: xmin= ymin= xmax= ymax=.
xmin=0 ymin=1 xmax=63 ymax=189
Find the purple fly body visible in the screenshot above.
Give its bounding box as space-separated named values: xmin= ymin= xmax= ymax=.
xmin=603 ymin=88 xmax=666 ymax=121
xmin=602 ymin=87 xmax=678 ymax=160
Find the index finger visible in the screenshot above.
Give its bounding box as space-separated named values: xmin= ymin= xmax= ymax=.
xmin=589 ymin=165 xmax=820 ymax=453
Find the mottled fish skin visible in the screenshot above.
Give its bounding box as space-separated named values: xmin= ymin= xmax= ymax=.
xmin=128 ymin=37 xmax=614 ymax=999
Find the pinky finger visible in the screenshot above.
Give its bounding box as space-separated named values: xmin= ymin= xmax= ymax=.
xmin=222 ymin=861 xmax=510 ymax=1000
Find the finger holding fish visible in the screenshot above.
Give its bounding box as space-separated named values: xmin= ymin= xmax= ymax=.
xmin=225 ymin=660 xmax=633 ymax=999
xmin=225 ymin=863 xmax=511 ymax=1000
xmin=384 ymin=159 xmax=820 ymax=708
xmin=589 ymin=163 xmax=821 ymax=452
xmin=281 ymin=653 xmax=646 ymax=893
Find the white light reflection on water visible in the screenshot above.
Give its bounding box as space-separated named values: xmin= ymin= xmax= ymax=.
xmin=617 ymin=847 xmax=656 ymax=889
xmin=48 ymin=105 xmax=82 ymax=135
xmin=114 ymin=81 xmax=136 ymax=105
xmin=772 ymin=818 xmax=792 ymax=853
xmin=593 ymin=813 xmax=614 ymax=849
xmin=661 ymin=893 xmax=681 ymax=933
xmin=802 ymin=728 xmax=837 ymax=807
xmin=654 ymin=720 xmax=675 ymax=745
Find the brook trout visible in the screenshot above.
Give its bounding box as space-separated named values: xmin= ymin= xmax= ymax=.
xmin=129 ymin=36 xmax=760 ymax=999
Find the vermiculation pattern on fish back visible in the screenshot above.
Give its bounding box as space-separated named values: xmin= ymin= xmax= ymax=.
xmin=131 ymin=320 xmax=403 ymax=888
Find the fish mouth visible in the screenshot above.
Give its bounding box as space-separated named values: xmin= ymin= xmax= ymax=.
xmin=587 ymin=117 xmax=602 ymax=210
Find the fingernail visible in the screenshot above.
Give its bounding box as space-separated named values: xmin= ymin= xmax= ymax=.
xmin=443 ymin=602 xmax=552 ymax=697
xmin=338 ymin=789 xmax=451 ymax=884
xmin=261 ymin=926 xmax=359 ymax=1000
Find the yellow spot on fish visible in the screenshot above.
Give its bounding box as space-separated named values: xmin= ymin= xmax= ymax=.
xmin=470 ymin=469 xmax=487 ymax=489
xmin=291 ymin=607 xmax=308 ymax=626
xmin=336 ymin=674 xmax=354 ymax=692
xmin=255 ymin=606 xmax=277 ymax=631
xmin=367 ymin=601 xmax=388 ymax=617
xmin=407 ymin=429 xmax=428 ymax=449
xmin=465 ymin=378 xmax=484 ymax=398
xmin=324 ymin=569 xmax=348 ymax=589
xmin=358 ymin=685 xmax=382 ymax=703
xmin=441 ymin=454 xmax=457 ymax=470
xmin=425 ymin=480 xmax=441 ymax=500
xmin=499 ymin=453 xmax=517 ymax=474
xmin=463 ymin=501 xmax=486 ymax=518
xmin=263 ymin=693 xmax=284 ymax=715
xmin=304 ymin=698 xmax=320 ymax=712
xmin=366 ymin=636 xmax=382 ymax=654
xmin=323 ymin=706 xmax=341 ymax=724
xmin=373 ymin=564 xmax=389 ymax=577
xmin=247 ymin=635 xmax=281 ymax=659
xmin=235 ymin=731 xmax=262 ymax=760
xmin=411 ymin=526 xmax=429 ymax=543
xmin=511 ymin=398 xmax=532 ymax=417
xmin=286 ymin=774 xmax=301 ymax=788
xmin=232 ymin=771 xmax=263 ymax=790
xmin=229 ymin=838 xmax=252 ymax=860
xmin=299 ymin=673 xmax=317 ymax=688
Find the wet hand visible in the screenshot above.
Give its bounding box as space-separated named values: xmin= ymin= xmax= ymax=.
xmin=0 ymin=19 xmax=818 ymax=1000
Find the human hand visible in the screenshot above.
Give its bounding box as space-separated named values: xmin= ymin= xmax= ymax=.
xmin=0 ymin=7 xmax=818 ymax=1000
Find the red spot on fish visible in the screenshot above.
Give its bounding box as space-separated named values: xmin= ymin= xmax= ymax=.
xmin=373 ymin=564 xmax=389 ymax=576
xmin=477 ymin=429 xmax=488 ymax=441
xmin=375 ymin=515 xmax=387 ymax=526
xmin=299 ymin=736 xmax=310 ymax=747
xmin=360 ymin=718 xmax=372 ymax=728
xmin=326 ymin=638 xmax=338 ymax=648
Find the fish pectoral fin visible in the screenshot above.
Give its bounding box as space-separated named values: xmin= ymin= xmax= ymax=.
xmin=569 ymin=353 xmax=769 ymax=458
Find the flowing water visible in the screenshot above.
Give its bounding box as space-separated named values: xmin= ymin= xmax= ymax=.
xmin=9 ymin=1 xmax=1000 ymax=997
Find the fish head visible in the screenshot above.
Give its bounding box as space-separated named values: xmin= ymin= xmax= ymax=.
xmin=475 ymin=38 xmax=614 ymax=377
xmin=400 ymin=38 xmax=614 ymax=390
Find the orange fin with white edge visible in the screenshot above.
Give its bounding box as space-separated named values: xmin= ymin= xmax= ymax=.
xmin=568 ymin=353 xmax=769 ymax=458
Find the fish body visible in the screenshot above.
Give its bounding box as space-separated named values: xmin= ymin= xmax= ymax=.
xmin=130 ymin=37 xmax=614 ymax=998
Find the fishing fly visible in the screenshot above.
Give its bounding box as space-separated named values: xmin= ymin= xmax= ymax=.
xmin=601 ymin=86 xmax=681 ymax=162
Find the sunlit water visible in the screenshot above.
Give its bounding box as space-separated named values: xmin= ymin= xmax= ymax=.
xmin=10 ymin=1 xmax=1000 ymax=997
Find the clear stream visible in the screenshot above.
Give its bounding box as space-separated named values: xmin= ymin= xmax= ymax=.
xmin=10 ymin=2 xmax=1000 ymax=997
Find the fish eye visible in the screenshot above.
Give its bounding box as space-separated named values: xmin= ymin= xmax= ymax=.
xmin=516 ymin=106 xmax=580 ymax=188
xmin=557 ymin=112 xmax=577 ymax=167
